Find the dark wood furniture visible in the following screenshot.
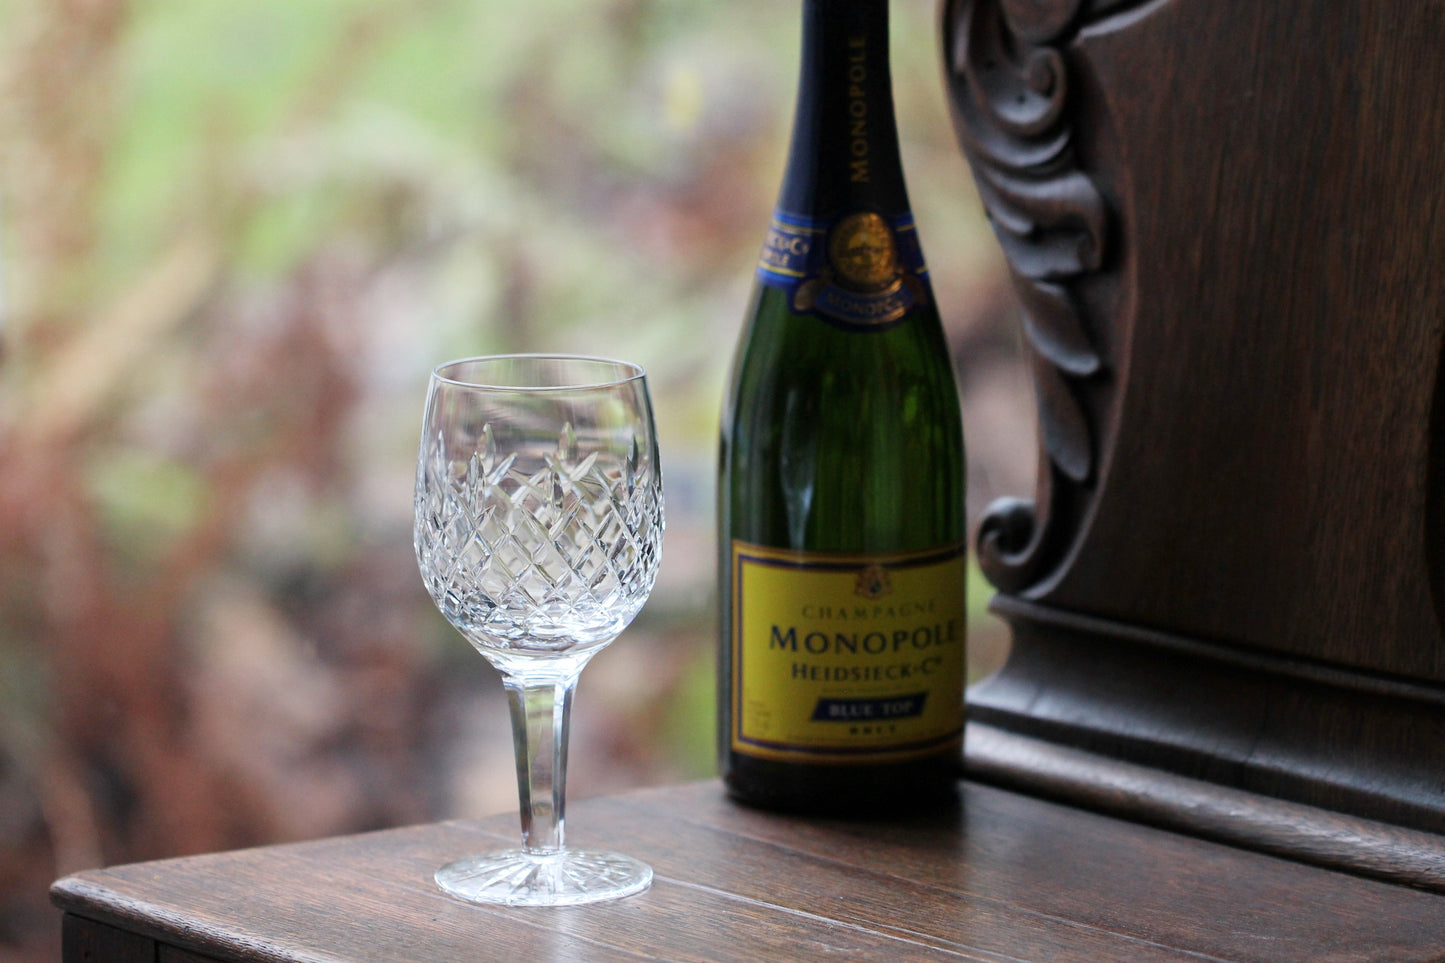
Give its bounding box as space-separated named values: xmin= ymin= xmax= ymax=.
xmin=944 ymin=0 xmax=1445 ymax=889
xmin=50 ymin=780 xmax=1445 ymax=962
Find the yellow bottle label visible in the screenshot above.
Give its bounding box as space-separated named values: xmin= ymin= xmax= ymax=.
xmin=729 ymin=540 xmax=966 ymax=764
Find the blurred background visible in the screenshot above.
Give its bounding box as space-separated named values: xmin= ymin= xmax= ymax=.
xmin=0 ymin=0 xmax=1033 ymax=958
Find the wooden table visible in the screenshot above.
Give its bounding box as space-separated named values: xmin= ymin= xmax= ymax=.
xmin=51 ymin=779 xmax=1445 ymax=962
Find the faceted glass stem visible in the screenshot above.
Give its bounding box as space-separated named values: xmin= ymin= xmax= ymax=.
xmin=433 ymin=653 xmax=652 ymax=906
xmin=506 ymin=672 xmax=575 ymax=856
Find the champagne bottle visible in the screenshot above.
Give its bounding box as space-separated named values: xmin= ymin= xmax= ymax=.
xmin=718 ymin=0 xmax=967 ymax=813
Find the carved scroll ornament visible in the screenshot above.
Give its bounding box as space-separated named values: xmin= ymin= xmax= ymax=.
xmin=943 ymin=0 xmax=1146 ymax=593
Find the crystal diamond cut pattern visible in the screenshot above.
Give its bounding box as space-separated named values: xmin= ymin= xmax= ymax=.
xmin=415 ymin=422 xmax=664 ymax=653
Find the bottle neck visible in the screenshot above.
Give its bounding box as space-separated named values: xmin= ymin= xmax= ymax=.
xmin=778 ymin=0 xmax=907 ymax=219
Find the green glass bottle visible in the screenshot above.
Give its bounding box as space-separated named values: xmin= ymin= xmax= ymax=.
xmin=718 ymin=0 xmax=967 ymax=813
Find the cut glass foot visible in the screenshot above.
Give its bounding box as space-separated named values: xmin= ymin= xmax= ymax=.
xmin=435 ymin=849 xmax=652 ymax=907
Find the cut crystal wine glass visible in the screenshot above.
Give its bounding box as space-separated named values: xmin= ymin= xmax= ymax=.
xmin=414 ymin=354 xmax=664 ymax=906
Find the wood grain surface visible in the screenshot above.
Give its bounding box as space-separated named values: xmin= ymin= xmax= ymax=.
xmin=52 ymin=780 xmax=1445 ymax=961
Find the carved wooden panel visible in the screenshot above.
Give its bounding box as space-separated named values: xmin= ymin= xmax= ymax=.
xmin=951 ymin=0 xmax=1445 ymax=675
xmin=945 ymin=0 xmax=1445 ymax=883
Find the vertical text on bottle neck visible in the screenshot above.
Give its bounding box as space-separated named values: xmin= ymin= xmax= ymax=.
xmin=848 ymin=34 xmax=869 ymax=184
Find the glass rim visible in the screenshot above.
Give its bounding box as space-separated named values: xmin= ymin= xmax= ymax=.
xmin=430 ymin=353 xmax=648 ymax=392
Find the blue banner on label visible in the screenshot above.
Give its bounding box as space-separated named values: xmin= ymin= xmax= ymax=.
xmin=756 ymin=210 xmax=931 ymax=330
xmin=810 ymin=693 xmax=928 ymax=722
